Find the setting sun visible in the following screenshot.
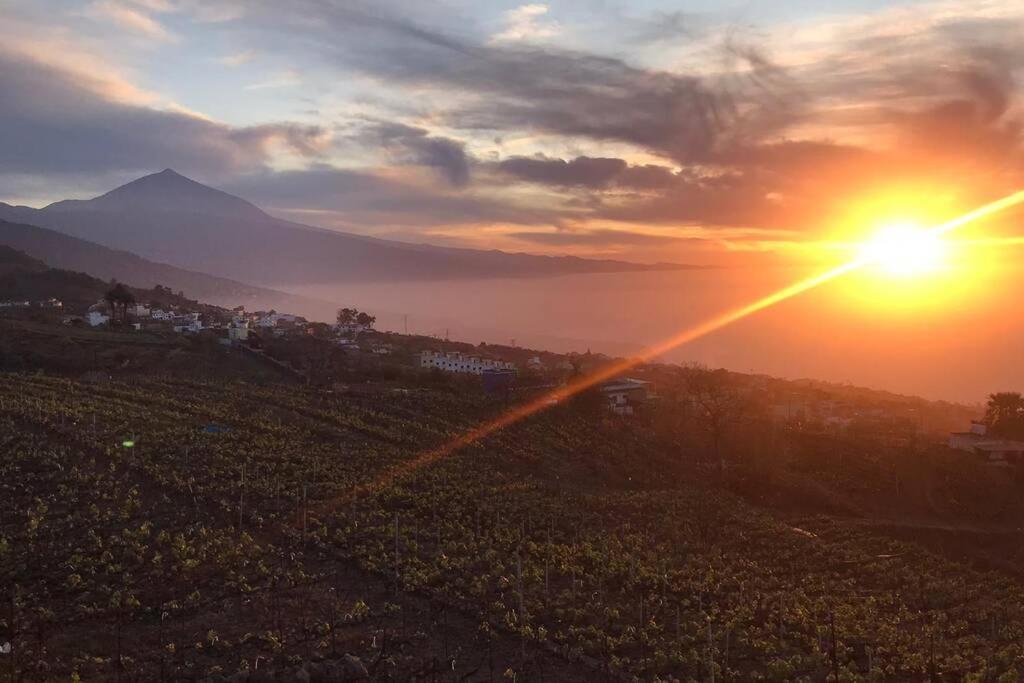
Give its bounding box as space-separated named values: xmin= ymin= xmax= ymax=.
xmin=859 ymin=221 xmax=949 ymax=277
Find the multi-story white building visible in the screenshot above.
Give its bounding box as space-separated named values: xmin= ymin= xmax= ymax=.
xmin=420 ymin=350 xmax=516 ymax=375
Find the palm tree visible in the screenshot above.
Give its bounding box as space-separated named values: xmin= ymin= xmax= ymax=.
xmin=104 ymin=283 xmax=136 ymax=324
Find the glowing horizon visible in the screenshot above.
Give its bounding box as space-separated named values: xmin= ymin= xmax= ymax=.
xmin=315 ymin=187 xmax=1024 ymax=510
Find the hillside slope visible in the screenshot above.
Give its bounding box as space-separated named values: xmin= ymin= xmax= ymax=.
xmin=4 ymin=373 xmax=1024 ymax=680
xmin=0 ymin=218 xmax=307 ymax=307
xmin=0 ymin=244 xmax=233 ymax=314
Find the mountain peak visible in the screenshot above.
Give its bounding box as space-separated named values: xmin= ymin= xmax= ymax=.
xmin=45 ymin=169 xmax=268 ymax=221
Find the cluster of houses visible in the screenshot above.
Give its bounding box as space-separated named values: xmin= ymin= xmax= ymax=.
xmin=948 ymin=421 xmax=1024 ymax=467
xmin=70 ymin=301 xmax=318 ymax=344
xmin=71 ymin=300 xmax=397 ymax=355
xmin=765 ymin=393 xmax=912 ymax=432
xmin=0 ymin=298 xmax=63 ymax=309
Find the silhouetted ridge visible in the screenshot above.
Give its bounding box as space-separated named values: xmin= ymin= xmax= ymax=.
xmin=2 ymin=170 xmax=700 ymax=286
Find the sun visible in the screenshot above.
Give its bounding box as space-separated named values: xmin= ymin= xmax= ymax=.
xmin=859 ymin=221 xmax=949 ymax=277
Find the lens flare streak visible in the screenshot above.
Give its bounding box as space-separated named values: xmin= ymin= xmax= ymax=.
xmin=318 ymin=188 xmax=1024 ymax=511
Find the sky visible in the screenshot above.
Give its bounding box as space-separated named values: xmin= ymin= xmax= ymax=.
xmin=5 ymin=0 xmax=1024 ymax=267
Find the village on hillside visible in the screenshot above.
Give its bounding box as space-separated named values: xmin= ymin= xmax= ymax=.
xmin=4 ymin=282 xmax=1003 ymax=473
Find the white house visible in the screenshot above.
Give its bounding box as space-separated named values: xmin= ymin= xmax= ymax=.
xmin=420 ymin=350 xmax=516 ymax=375
xmin=131 ymin=303 xmax=151 ymax=317
xmin=172 ymin=313 xmax=202 ymax=333
xmin=87 ymin=311 xmax=109 ymax=327
xmin=600 ymin=378 xmax=653 ymax=416
xmin=335 ymin=322 xmax=369 ymax=337
xmin=949 ymin=421 xmax=989 ymax=450
xmin=227 ymin=322 xmax=249 ymax=342
xmin=949 ymin=421 xmax=1024 ymax=466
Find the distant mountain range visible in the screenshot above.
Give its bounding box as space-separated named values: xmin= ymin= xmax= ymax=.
xmin=0 ymin=169 xmax=694 ymax=288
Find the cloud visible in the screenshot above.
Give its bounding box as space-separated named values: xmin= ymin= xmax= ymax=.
xmin=507 ymin=228 xmax=683 ymax=247
xmin=273 ymin=2 xmax=1024 ymax=191
xmin=221 ymin=165 xmax=553 ymax=229
xmin=495 ymin=156 xmax=678 ymax=190
xmin=0 ymin=47 xmax=327 ymax=178
xmin=244 ymin=69 xmax=302 ymax=90
xmin=491 ymin=4 xmax=561 ymax=44
xmin=252 ymin=1 xmax=799 ymax=167
xmin=221 ymin=50 xmax=257 ymax=67
xmin=87 ymin=0 xmax=178 ymax=43
xmin=0 ymin=20 xmax=160 ymax=107
xmin=368 ymin=123 xmax=471 ymax=186
xmin=127 ymin=0 xmax=246 ymax=22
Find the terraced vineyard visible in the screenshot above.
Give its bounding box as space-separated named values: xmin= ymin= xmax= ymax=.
xmin=3 ymin=373 xmax=1024 ymax=681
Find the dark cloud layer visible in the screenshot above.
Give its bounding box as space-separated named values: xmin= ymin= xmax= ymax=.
xmin=222 ymin=165 xmax=552 ymax=228
xmin=495 ymin=156 xmax=678 ymax=190
xmin=0 ymin=51 xmax=325 ymax=178
xmin=262 ymin=1 xmax=796 ymax=166
xmin=370 ymin=122 xmax=470 ymax=186
xmin=507 ymin=229 xmax=684 ymax=247
xmin=257 ymin=1 xmax=1024 ymax=235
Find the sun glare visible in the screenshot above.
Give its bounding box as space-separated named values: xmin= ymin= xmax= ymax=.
xmin=859 ymin=222 xmax=948 ymax=277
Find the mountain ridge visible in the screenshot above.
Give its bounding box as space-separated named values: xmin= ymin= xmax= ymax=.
xmin=0 ymin=170 xmax=698 ymax=287
xmin=45 ymin=169 xmax=269 ymax=221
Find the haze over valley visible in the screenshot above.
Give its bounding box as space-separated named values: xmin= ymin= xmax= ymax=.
xmin=3 ymin=169 xmax=1020 ymax=401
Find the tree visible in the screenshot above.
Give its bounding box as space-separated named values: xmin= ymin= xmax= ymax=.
xmin=336 ymin=308 xmax=357 ymax=326
xmin=355 ymin=311 xmax=376 ymax=328
xmin=104 ymin=283 xmax=136 ymax=324
xmin=985 ymin=392 xmax=1024 ymax=439
xmin=686 ymin=366 xmax=744 ymax=477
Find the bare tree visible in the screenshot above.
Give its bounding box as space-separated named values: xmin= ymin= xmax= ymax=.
xmin=685 ymin=366 xmax=745 ymax=477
